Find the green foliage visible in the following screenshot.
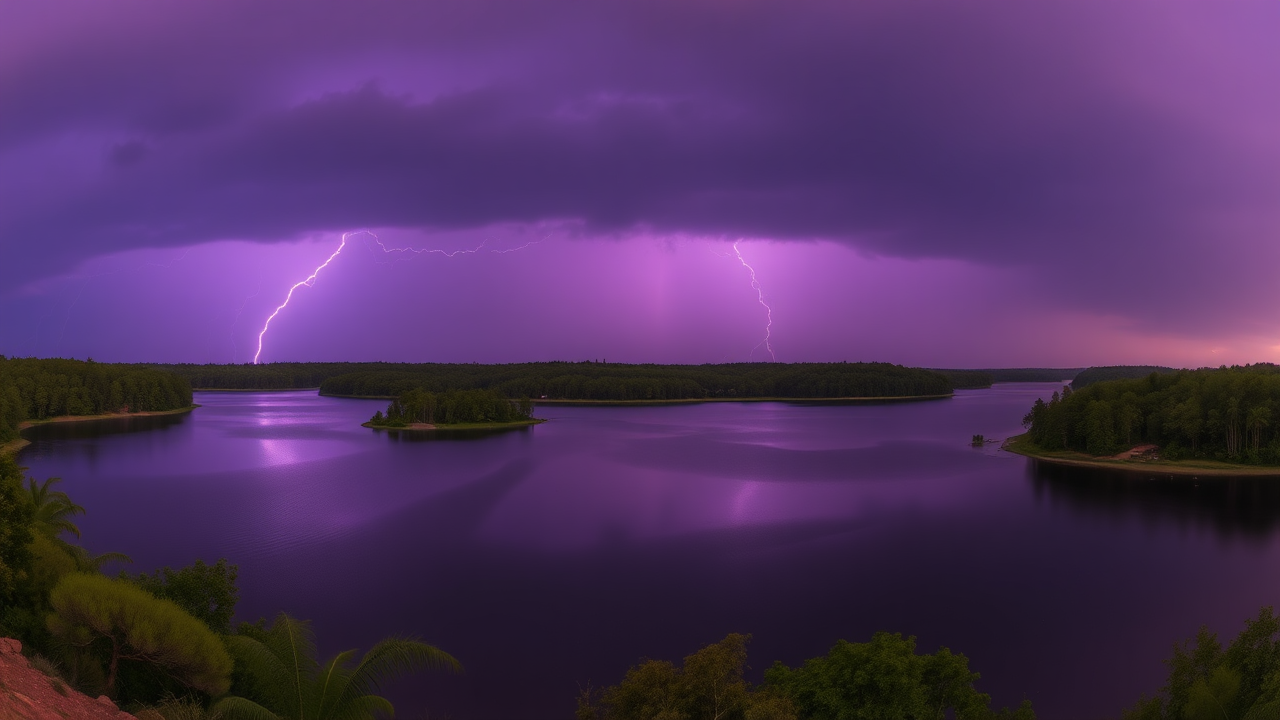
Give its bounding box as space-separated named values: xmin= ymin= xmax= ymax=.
xmin=46 ymin=573 xmax=233 ymax=698
xmin=580 ymin=633 xmax=796 ymax=720
xmin=372 ymin=387 xmax=534 ymax=426
xmin=215 ymin=612 xmax=460 ymax=720
xmin=1124 ymin=607 xmax=1280 ymax=720
xmin=0 ymin=455 xmax=34 ymax=607
xmin=764 ymin=631 xmax=1030 ymax=720
xmin=0 ymin=357 xmax=193 ymax=441
xmin=132 ymin=559 xmax=240 ymax=635
xmin=1022 ymin=365 xmax=1280 ymax=462
xmin=26 ymin=475 xmax=84 ymax=541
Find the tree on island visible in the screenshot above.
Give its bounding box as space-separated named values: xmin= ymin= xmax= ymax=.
xmin=370 ymin=387 xmax=534 ymax=426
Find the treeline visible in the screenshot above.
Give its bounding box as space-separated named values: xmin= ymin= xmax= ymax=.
xmin=578 ymin=632 xmax=1035 ymax=720
xmin=322 ymin=361 xmax=954 ymax=401
xmin=931 ymin=368 xmax=1084 ymax=389
xmin=1071 ymin=365 xmax=1176 ymax=389
xmin=934 ymin=369 xmax=995 ymax=389
xmin=372 ymin=388 xmax=534 ymax=426
xmin=0 ymin=455 xmax=458 ymax=714
xmin=150 ymin=362 xmax=366 ymax=389
xmin=1022 ymin=364 xmax=1280 ymax=462
xmin=0 ymin=357 xmax=192 ymax=443
xmin=986 ymin=367 xmax=1083 ymax=383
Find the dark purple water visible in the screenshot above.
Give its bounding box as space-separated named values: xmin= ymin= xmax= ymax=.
xmin=18 ymin=384 xmax=1280 ymax=719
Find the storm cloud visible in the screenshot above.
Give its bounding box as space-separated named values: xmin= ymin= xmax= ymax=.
xmin=4 ymin=0 xmax=1280 ymax=343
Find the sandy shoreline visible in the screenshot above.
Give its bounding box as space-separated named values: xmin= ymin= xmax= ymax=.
xmin=1002 ymin=433 xmax=1280 ymax=477
xmin=1 ymin=405 xmax=199 ymax=457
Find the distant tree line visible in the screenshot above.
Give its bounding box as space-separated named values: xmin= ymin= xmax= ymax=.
xmin=932 ymin=370 xmax=995 ymax=389
xmin=1022 ymin=364 xmax=1280 ymax=462
xmin=150 ymin=362 xmax=372 ymax=389
xmin=931 ymin=368 xmax=1087 ymax=388
xmin=371 ymin=388 xmax=534 ymax=426
xmin=984 ymin=368 xmax=1084 ymax=383
xmin=0 ymin=357 xmax=192 ymax=443
xmin=1070 ymin=365 xmax=1176 ymax=389
xmin=319 ymin=361 xmax=955 ymax=401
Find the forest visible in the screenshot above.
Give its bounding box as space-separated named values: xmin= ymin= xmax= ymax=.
xmin=0 ymin=357 xmax=193 ymax=443
xmin=370 ymin=387 xmax=535 ymax=426
xmin=153 ymin=361 xmax=1093 ymax=396
xmin=1071 ymin=365 xmax=1176 ymax=389
xmin=1021 ymin=364 xmax=1280 ymax=462
xmin=320 ymin=361 xmax=954 ymax=401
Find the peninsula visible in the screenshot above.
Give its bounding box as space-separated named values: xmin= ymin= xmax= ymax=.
xmin=1013 ymin=364 xmax=1280 ymax=476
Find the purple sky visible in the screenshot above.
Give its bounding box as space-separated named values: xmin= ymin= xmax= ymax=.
xmin=4 ymin=1 xmax=1280 ymax=367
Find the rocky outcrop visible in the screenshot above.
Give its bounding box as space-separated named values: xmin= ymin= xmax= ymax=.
xmin=0 ymin=638 xmax=139 ymax=720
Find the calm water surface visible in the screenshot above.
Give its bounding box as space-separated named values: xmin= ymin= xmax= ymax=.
xmin=19 ymin=384 xmax=1280 ymax=719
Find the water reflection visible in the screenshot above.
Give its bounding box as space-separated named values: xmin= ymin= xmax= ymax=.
xmin=20 ymin=411 xmax=191 ymax=442
xmin=1028 ymin=460 xmax=1280 ymax=540
xmin=20 ymin=385 xmax=1280 ymax=720
xmin=372 ymin=425 xmax=539 ymax=444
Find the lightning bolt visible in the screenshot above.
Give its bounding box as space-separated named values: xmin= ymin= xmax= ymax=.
xmin=367 ymin=235 xmax=487 ymax=263
xmin=491 ymin=237 xmax=546 ymax=254
xmin=254 ymin=232 xmax=359 ymax=364
xmin=733 ymin=240 xmax=775 ymax=362
xmin=252 ymin=230 xmax=541 ymax=363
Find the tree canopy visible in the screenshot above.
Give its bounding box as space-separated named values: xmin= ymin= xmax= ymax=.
xmin=46 ymin=572 xmax=234 ymax=697
xmin=765 ymin=632 xmax=1034 ymax=720
xmin=1124 ymin=607 xmax=1280 ymax=720
xmin=0 ymin=357 xmax=192 ymax=442
xmin=1021 ymin=365 xmax=1280 ymax=462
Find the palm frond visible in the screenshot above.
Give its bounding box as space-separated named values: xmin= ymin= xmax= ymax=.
xmin=224 ymin=635 xmax=297 ymax=714
xmin=210 ymin=696 xmax=282 ymax=720
xmin=69 ymin=547 xmax=132 ymax=572
xmin=333 ymin=693 xmax=396 ymax=720
xmin=271 ymin=613 xmax=318 ymax=716
xmin=346 ymin=637 xmax=461 ymax=697
xmin=314 ymin=649 xmax=359 ymax=720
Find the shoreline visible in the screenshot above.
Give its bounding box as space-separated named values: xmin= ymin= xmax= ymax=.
xmin=1 ymin=405 xmax=199 ymax=457
xmin=328 ymin=393 xmax=954 ymax=405
xmin=1002 ymin=433 xmax=1280 ymax=477
xmin=362 ymin=418 xmax=546 ymax=432
xmin=194 ymin=387 xmax=320 ymax=392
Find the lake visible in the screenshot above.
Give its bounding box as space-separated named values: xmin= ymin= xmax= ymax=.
xmin=17 ymin=383 xmax=1280 ymax=719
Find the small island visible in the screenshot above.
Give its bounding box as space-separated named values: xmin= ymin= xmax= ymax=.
xmin=363 ymin=387 xmax=544 ymax=432
xmin=1009 ymin=364 xmax=1280 ymax=476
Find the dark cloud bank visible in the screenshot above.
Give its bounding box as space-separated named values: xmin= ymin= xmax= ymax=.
xmin=3 ymin=1 xmax=1279 ymax=334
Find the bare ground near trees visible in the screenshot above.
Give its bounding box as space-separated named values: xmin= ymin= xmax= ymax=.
xmin=0 ymin=638 xmax=139 ymax=720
